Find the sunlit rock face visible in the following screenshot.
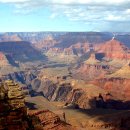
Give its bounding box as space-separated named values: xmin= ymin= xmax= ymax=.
xmin=0 ymin=80 xmax=75 ymax=130
xmin=93 ymin=77 xmax=130 ymax=101
xmin=28 ymin=110 xmax=76 ymax=130
xmin=94 ymin=39 xmax=130 ymax=60
xmin=0 ymin=80 xmax=28 ymax=130
xmin=0 ymin=52 xmax=10 ymax=66
xmin=92 ymin=63 xmax=130 ymax=100
xmin=75 ymin=53 xmax=111 ymax=80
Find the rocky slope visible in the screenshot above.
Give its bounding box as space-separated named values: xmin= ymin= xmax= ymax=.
xmin=0 ymin=80 xmax=75 ymax=130
xmin=0 ymin=32 xmax=130 ymax=64
xmin=0 ymin=52 xmax=10 ymax=66
xmin=0 ymin=80 xmax=29 ymax=130
xmin=30 ymin=73 xmax=107 ymax=109
xmin=1 ymin=32 xmax=130 ymax=49
xmin=0 ymin=71 xmax=38 ymax=97
xmin=94 ymin=77 xmax=130 ymax=100
xmin=28 ymin=110 xmax=75 ymax=130
xmin=0 ymin=41 xmax=45 ymax=62
xmin=47 ymin=42 xmax=90 ymax=57
xmin=94 ymin=39 xmax=130 ymax=60
xmin=92 ymin=63 xmax=130 ymax=100
xmin=32 ymin=35 xmax=59 ymax=50
xmin=109 ymin=63 xmax=130 ymax=78
xmin=74 ymin=53 xmax=114 ymax=80
xmin=46 ymin=39 xmax=130 ymax=65
xmin=29 ymin=77 xmax=130 ymax=130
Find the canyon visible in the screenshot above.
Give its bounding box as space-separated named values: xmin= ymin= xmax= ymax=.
xmin=0 ymin=32 xmax=130 ymax=130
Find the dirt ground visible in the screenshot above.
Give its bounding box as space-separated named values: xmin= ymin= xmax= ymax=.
xmin=25 ymin=95 xmax=125 ymax=130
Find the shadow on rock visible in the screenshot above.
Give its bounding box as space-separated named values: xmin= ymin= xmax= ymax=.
xmin=25 ymin=102 xmax=37 ymax=110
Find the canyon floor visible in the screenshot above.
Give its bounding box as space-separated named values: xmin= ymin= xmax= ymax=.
xmin=25 ymin=95 xmax=128 ymax=130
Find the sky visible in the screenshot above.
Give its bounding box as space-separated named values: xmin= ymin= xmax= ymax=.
xmin=0 ymin=0 xmax=130 ymax=32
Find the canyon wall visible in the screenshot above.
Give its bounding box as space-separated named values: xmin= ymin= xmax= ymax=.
xmin=93 ymin=77 xmax=130 ymax=100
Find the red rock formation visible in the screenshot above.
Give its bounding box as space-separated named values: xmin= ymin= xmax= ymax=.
xmin=47 ymin=42 xmax=90 ymax=56
xmin=69 ymin=42 xmax=90 ymax=55
xmin=33 ymin=35 xmax=58 ymax=50
xmin=0 ymin=80 xmax=76 ymax=130
xmin=0 ymin=80 xmax=29 ymax=130
xmin=84 ymin=53 xmax=100 ymax=64
xmin=76 ymin=53 xmax=110 ymax=80
xmin=28 ymin=110 xmax=75 ymax=130
xmin=94 ymin=39 xmax=130 ymax=60
xmin=92 ymin=77 xmax=130 ymax=100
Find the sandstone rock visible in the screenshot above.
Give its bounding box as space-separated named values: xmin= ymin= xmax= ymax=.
xmin=28 ymin=110 xmax=75 ymax=130
xmin=76 ymin=53 xmax=111 ymax=80
xmin=93 ymin=77 xmax=130 ymax=101
xmin=84 ymin=53 xmax=100 ymax=65
xmin=0 ymin=80 xmax=28 ymax=130
xmin=94 ymin=39 xmax=130 ymax=60
xmin=0 ymin=52 xmax=10 ymax=66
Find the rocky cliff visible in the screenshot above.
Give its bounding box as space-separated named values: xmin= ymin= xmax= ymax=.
xmin=30 ymin=75 xmax=106 ymax=109
xmin=46 ymin=39 xmax=130 ymax=64
xmin=74 ymin=53 xmax=113 ymax=80
xmin=1 ymin=32 xmax=130 ymax=49
xmin=0 ymin=41 xmax=44 ymax=62
xmin=32 ymin=35 xmax=58 ymax=50
xmin=93 ymin=77 xmax=130 ymax=101
xmin=91 ymin=63 xmax=130 ymax=100
xmin=0 ymin=32 xmax=130 ymax=63
xmin=0 ymin=80 xmax=76 ymax=130
xmin=28 ymin=110 xmax=75 ymax=130
xmin=48 ymin=42 xmax=90 ymax=56
xmin=94 ymin=39 xmax=130 ymax=60
xmin=29 ymin=77 xmax=130 ymax=130
xmin=0 ymin=71 xmax=36 ymax=85
xmin=0 ymin=80 xmax=29 ymax=130
xmin=0 ymin=52 xmax=10 ymax=66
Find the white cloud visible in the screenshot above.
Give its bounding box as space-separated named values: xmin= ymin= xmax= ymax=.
xmin=125 ymin=9 xmax=130 ymax=14
xmin=50 ymin=13 xmax=58 ymax=19
xmin=0 ymin=0 xmax=130 ymax=31
xmin=105 ymin=15 xmax=123 ymax=21
xmin=0 ymin=0 xmax=29 ymax=3
xmin=1 ymin=0 xmax=130 ymax=6
xmin=50 ymin=0 xmax=130 ymax=5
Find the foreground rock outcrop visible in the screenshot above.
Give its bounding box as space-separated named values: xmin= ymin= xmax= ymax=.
xmin=0 ymin=80 xmax=28 ymax=130
xmin=0 ymin=80 xmax=75 ymax=130
xmin=28 ymin=110 xmax=75 ymax=130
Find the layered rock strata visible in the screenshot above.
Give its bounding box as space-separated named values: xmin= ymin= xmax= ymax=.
xmin=0 ymin=80 xmax=28 ymax=130
xmin=28 ymin=110 xmax=74 ymax=130
xmin=0 ymin=80 xmax=75 ymax=130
